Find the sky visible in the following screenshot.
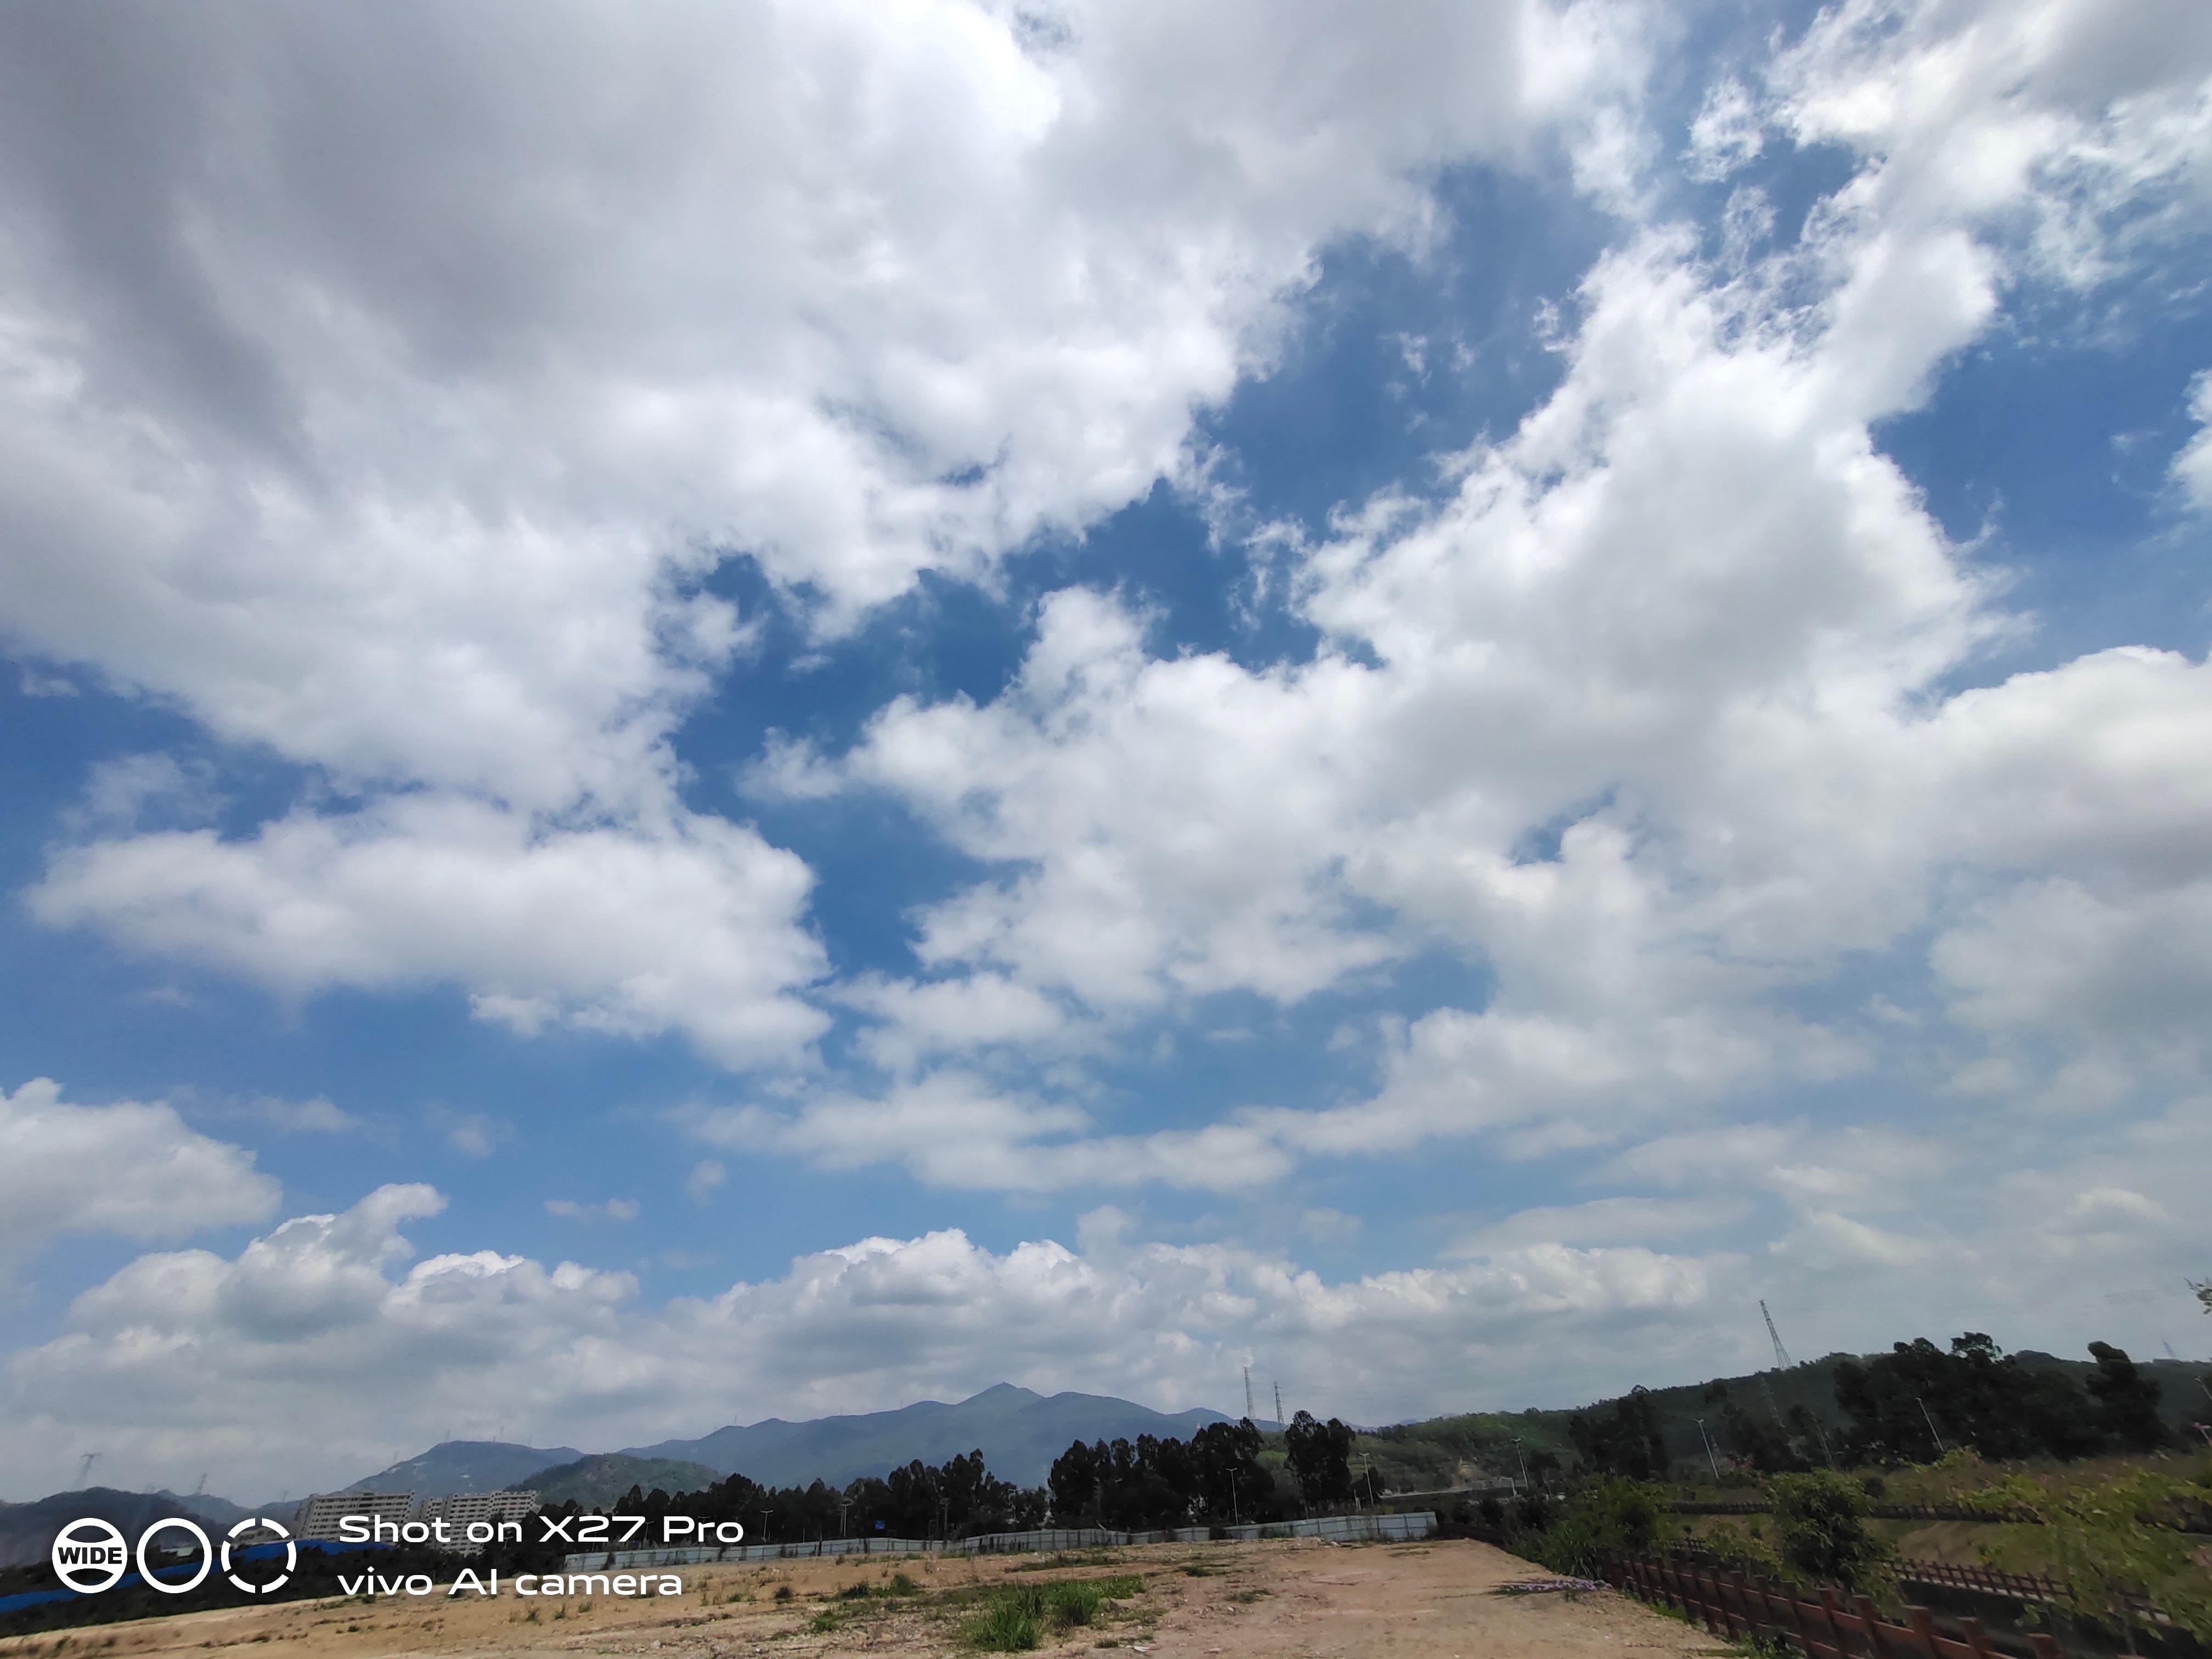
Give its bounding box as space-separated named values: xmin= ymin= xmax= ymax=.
xmin=2 ymin=0 xmax=2211 ymax=1503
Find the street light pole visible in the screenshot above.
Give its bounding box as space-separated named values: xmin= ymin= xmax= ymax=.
xmin=1916 ymin=1395 xmax=1949 ymax=1456
xmin=1696 ymin=1418 xmax=1720 ymax=1482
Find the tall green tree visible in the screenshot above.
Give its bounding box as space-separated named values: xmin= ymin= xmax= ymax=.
xmin=2085 ymin=1343 xmax=2168 ymax=1452
xmin=1283 ymin=1411 xmax=1356 ymax=1507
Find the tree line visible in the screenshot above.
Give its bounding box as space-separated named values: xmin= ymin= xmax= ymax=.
xmin=498 ymin=1407 xmax=1363 ymax=1567
xmin=1045 ymin=1410 xmax=1357 ymax=1528
xmin=1568 ymin=1334 xmax=2185 ymax=1480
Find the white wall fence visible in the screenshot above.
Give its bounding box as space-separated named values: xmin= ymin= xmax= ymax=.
xmin=565 ymin=1510 xmax=1436 ymax=1572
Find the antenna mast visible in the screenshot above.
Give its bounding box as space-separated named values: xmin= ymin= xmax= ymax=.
xmin=1762 ymin=1300 xmax=1793 ymax=1369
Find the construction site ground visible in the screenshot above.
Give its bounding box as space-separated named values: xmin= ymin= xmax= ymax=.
xmin=0 ymin=1538 xmax=1736 ymax=1659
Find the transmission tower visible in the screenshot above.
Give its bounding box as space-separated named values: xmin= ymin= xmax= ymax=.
xmin=1243 ymin=1366 xmax=1255 ymax=1420
xmin=1273 ymin=1382 xmax=1284 ymax=1426
xmin=193 ymin=1472 xmax=207 ymax=1497
xmin=76 ymin=1452 xmax=100 ymax=1488
xmin=1761 ymin=1300 xmax=1793 ymax=1369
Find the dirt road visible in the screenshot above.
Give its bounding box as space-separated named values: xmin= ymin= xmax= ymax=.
xmin=1 ymin=1539 xmax=1735 ymax=1659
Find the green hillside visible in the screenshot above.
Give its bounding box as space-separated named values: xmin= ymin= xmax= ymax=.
xmin=1348 ymin=1346 xmax=2211 ymax=1491
xmin=518 ymin=1453 xmax=721 ymax=1508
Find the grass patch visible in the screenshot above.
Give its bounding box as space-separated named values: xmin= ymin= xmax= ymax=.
xmin=771 ymin=1583 xmax=794 ymax=1602
xmin=808 ymin=1608 xmax=845 ymax=1634
xmin=887 ymin=1571 xmax=921 ymax=1596
xmin=1180 ymin=1563 xmax=1222 ymax=1577
xmin=961 ymin=1576 xmax=1146 ymax=1649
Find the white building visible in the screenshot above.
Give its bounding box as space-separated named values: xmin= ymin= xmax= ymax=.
xmin=416 ymin=1489 xmax=543 ymax=1549
xmin=295 ymin=1489 xmax=416 ymax=1542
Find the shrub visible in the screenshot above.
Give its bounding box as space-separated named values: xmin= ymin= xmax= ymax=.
xmin=1534 ymin=1519 xmax=1600 ymax=1576
xmin=1576 ymin=1477 xmax=1662 ymax=1553
xmin=1769 ymin=1471 xmax=1894 ymax=1597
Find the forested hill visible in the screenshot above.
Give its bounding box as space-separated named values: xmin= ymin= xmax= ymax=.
xmin=1358 ymin=1344 xmax=2211 ymax=1490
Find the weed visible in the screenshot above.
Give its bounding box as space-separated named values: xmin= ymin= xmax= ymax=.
xmin=962 ymin=1576 xmax=1144 ymax=1648
xmin=772 ymin=1583 xmax=794 ymax=1602
xmin=887 ymin=1571 xmax=921 ymax=1596
xmin=809 ymin=1609 xmax=845 ymax=1634
xmin=836 ymin=1581 xmax=873 ymax=1600
xmin=963 ymin=1591 xmax=1042 ymax=1652
xmin=1180 ymin=1562 xmax=1222 ymax=1577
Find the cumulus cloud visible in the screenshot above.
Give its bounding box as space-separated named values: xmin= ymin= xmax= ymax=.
xmin=8 ymin=1141 xmax=2202 ymax=1499
xmin=0 ymin=1078 xmax=279 ymax=1271
xmin=0 ymin=0 xmax=1658 ymax=1061
xmin=755 ymin=3 xmax=2212 ymax=1182
xmin=2175 ymin=370 xmax=2212 ymax=510
xmin=0 ymin=1184 xmax=1726 ymax=1497
xmin=30 ymin=795 xmax=828 ymax=1066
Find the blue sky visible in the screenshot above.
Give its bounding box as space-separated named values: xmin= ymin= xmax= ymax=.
xmin=2 ymin=0 xmax=2211 ymax=1500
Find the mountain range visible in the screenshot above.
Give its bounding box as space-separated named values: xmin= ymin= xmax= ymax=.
xmin=332 ymin=1383 xmax=1233 ymax=1500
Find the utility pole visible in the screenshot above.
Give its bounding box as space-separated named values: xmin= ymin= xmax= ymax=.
xmin=1917 ymin=1395 xmax=1949 ymax=1456
xmin=1511 ymin=1436 xmax=1528 ymax=1491
xmin=1244 ymin=1367 xmax=1255 ymax=1420
xmin=1273 ymin=1382 xmax=1284 ymax=1426
xmin=1696 ymin=1419 xmax=1720 ymax=1482
xmin=1229 ymin=1470 xmax=1240 ymax=1526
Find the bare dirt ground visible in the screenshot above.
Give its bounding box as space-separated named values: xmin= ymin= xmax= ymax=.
xmin=0 ymin=1540 xmax=1735 ymax=1659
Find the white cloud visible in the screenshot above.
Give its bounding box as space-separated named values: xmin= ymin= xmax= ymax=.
xmin=10 ymin=1144 xmax=2202 ymax=1500
xmin=2175 ymin=370 xmax=2212 ymax=510
xmin=0 ymin=1078 xmax=279 ymax=1271
xmin=31 ymin=795 xmax=828 ymax=1067
xmin=679 ymin=1071 xmax=1296 ymax=1193
xmin=1446 ymin=1195 xmax=1746 ymax=1256
xmin=684 ymin=1161 xmax=728 ymax=1206
xmin=0 ymin=0 xmax=1644 ymax=788
xmin=546 ymin=1198 xmax=641 ymax=1223
xmin=0 ymin=1183 xmax=1726 ymax=1498
xmin=0 ymin=0 xmax=1655 ymax=1062
xmin=754 ymin=8 xmax=2212 ymax=1182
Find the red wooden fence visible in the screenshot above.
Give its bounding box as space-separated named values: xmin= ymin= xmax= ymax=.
xmin=1597 ymin=1550 xmax=2068 ymax=1659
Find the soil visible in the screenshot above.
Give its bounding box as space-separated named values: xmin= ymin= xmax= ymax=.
xmin=0 ymin=1539 xmax=1736 ymax=1659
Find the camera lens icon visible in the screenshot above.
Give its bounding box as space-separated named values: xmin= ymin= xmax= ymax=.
xmin=137 ymin=1517 xmax=213 ymax=1594
xmin=222 ymin=1517 xmax=296 ymax=1595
